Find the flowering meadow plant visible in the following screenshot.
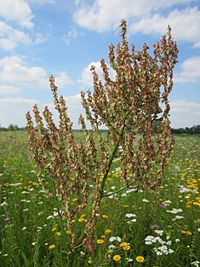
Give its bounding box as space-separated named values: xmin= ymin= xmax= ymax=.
xmin=26 ymin=20 xmax=178 ymax=253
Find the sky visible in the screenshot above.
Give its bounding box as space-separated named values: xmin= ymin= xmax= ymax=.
xmin=0 ymin=0 xmax=200 ymax=129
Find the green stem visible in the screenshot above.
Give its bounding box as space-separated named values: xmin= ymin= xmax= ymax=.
xmin=99 ymin=122 xmax=126 ymax=201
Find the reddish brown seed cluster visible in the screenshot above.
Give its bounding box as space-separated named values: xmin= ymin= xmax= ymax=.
xmin=26 ymin=20 xmax=178 ymax=252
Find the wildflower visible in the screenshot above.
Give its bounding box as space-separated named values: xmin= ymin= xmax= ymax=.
xmin=109 ymin=236 xmax=121 ymax=242
xmin=66 ymin=229 xmax=71 ymax=235
xmin=78 ymin=217 xmax=85 ymax=223
xmin=47 ymin=215 xmax=53 ymax=220
xmin=167 ymin=208 xmax=183 ymax=214
xmin=113 ymin=255 xmax=121 ymax=262
xmin=125 ymin=213 xmax=136 ymax=218
xmin=105 ymin=229 xmax=111 ymax=235
xmin=123 ymin=204 xmax=129 ymax=208
xmin=142 ymin=198 xmax=149 ymax=202
xmin=88 ymin=257 xmax=93 ymax=264
xmin=191 ymin=261 xmax=200 ymax=267
xmin=49 ymin=244 xmax=56 ymax=249
xmin=97 ymin=239 xmax=104 ymax=245
xmin=136 ymin=256 xmax=144 ymax=263
xmin=102 ymin=214 xmax=108 ymax=219
xmin=55 ymin=231 xmax=61 ymax=236
xmin=123 ymin=245 xmax=131 ymax=251
xmin=155 ymin=230 xmax=164 ymax=236
xmin=181 ymin=230 xmax=192 ymax=236
xmin=120 ymin=242 xmax=128 ymax=248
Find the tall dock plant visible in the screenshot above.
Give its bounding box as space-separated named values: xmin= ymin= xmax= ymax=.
xmin=26 ymin=20 xmax=178 ymax=253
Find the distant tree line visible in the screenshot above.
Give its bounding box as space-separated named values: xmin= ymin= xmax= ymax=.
xmin=0 ymin=124 xmax=26 ymax=131
xmin=0 ymin=123 xmax=200 ymax=134
xmin=171 ymin=125 xmax=200 ymax=134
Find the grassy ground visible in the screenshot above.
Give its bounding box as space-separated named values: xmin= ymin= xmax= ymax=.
xmin=0 ymin=131 xmax=200 ymax=267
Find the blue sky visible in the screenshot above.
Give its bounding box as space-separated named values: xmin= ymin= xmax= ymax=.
xmin=0 ymin=0 xmax=200 ymax=128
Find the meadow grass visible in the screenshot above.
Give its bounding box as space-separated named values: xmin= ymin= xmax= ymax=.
xmin=0 ymin=131 xmax=200 ymax=267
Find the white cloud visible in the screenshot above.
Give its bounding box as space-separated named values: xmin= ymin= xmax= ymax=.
xmin=0 ymin=85 xmax=21 ymax=94
xmin=0 ymin=56 xmax=48 ymax=89
xmin=73 ymin=0 xmax=195 ymax=32
xmin=171 ymin=99 xmax=200 ymax=113
xmin=0 ymin=0 xmax=33 ymax=28
xmin=129 ymin=7 xmax=200 ymax=46
xmin=170 ymin=99 xmax=200 ymax=128
xmin=64 ymin=29 xmax=79 ymax=45
xmin=31 ymin=0 xmax=55 ymax=4
xmin=175 ymin=56 xmax=200 ymax=83
xmin=0 ymin=97 xmax=38 ymax=105
xmin=34 ymin=33 xmax=46 ymax=45
xmin=56 ymin=72 xmax=73 ymax=89
xmin=0 ymin=56 xmax=72 ymax=92
xmin=80 ymin=61 xmax=116 ymax=87
xmin=0 ymin=97 xmax=39 ymax=127
xmin=0 ymin=21 xmax=31 ymax=50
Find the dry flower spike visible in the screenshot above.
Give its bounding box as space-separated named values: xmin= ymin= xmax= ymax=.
xmin=26 ymin=20 xmax=178 ymax=252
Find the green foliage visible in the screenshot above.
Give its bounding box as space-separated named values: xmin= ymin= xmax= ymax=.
xmin=0 ymin=131 xmax=200 ymax=266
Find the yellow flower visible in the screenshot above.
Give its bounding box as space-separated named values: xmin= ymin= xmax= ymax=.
xmin=102 ymin=214 xmax=108 ymax=219
xmin=123 ymin=245 xmax=131 ymax=251
xmin=181 ymin=230 xmax=192 ymax=236
xmin=49 ymin=244 xmax=56 ymax=249
xmin=66 ymin=230 xmax=71 ymax=235
xmin=78 ymin=217 xmax=85 ymax=222
xmin=136 ymin=256 xmax=144 ymax=263
xmin=119 ymin=242 xmax=128 ymax=248
xmin=88 ymin=257 xmax=93 ymax=264
xmin=96 ymin=239 xmax=104 ymax=245
xmin=105 ymin=229 xmax=111 ymax=235
xmin=55 ymin=231 xmax=61 ymax=236
xmin=193 ymin=202 xmax=200 ymax=207
xmin=113 ymin=255 xmax=121 ymax=262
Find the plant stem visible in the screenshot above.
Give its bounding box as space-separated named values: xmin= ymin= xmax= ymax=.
xmin=99 ymin=122 xmax=126 ymax=201
xmin=102 ymin=181 xmax=137 ymax=198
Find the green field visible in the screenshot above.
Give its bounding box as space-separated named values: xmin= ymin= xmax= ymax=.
xmin=0 ymin=131 xmax=200 ymax=266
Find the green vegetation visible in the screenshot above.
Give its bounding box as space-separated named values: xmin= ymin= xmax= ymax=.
xmin=0 ymin=131 xmax=200 ymax=266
